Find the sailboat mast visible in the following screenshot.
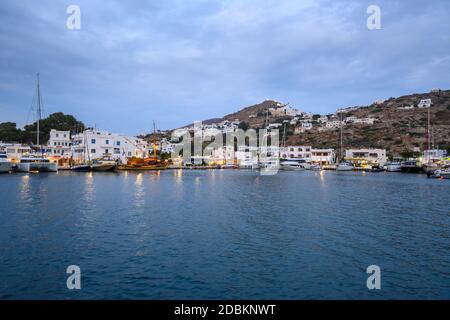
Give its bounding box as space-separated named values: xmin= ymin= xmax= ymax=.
xmin=36 ymin=73 xmax=42 ymax=148
xmin=340 ymin=112 xmax=343 ymax=161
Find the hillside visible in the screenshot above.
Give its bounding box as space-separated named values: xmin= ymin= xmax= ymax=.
xmin=197 ymin=90 xmax=450 ymax=156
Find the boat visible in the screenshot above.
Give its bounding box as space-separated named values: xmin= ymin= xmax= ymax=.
xmin=71 ymin=164 xmax=91 ymax=172
xmin=423 ymin=162 xmax=440 ymax=176
xmin=259 ymin=157 xmax=280 ymax=174
xmin=91 ymin=156 xmax=117 ymax=172
xmin=385 ymin=161 xmax=402 ymax=172
xmin=18 ymin=74 xmax=58 ymax=173
xmin=118 ymin=156 xmax=167 ymax=171
xmin=431 ymin=168 xmax=450 ymax=179
xmin=221 ymin=163 xmax=239 ymax=169
xmin=401 ymin=160 xmax=423 ymax=174
xmin=280 ymin=161 xmax=306 ymax=171
xmin=16 ymin=156 xmax=58 ymax=173
xmin=0 ymin=152 xmax=12 ymax=173
xmin=336 ymin=161 xmax=354 ymax=171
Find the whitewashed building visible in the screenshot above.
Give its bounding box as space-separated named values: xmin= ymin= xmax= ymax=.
xmin=311 ymin=149 xmax=335 ymax=165
xmin=47 ymin=130 xmax=71 ymax=156
xmin=280 ymin=146 xmax=312 ymax=160
xmin=325 ymin=120 xmax=345 ymax=129
xmin=71 ymin=129 xmax=149 ymax=163
xmin=418 ymin=99 xmax=432 ymax=108
xmin=345 ymin=148 xmax=387 ymax=167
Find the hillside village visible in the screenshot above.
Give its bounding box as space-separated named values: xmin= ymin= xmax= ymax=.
xmin=174 ymin=89 xmax=450 ymax=158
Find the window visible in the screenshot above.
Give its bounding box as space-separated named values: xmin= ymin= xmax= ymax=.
xmin=64 ymin=134 xmax=67 ymax=138
xmin=116 ymin=141 xmax=120 ymax=146
xmin=298 ymin=148 xmax=302 ymax=152
xmin=128 ymin=152 xmax=132 ymax=157
xmin=91 ymin=139 xmax=96 ymax=144
xmin=105 ymin=149 xmax=109 ymax=154
xmin=106 ymin=140 xmax=109 ymax=145
xmin=91 ymin=149 xmax=96 ymax=154
xmin=56 ymin=134 xmax=59 ymax=138
xmin=114 ymin=148 xmax=120 ymax=154
xmin=54 ymin=142 xmax=57 ymax=146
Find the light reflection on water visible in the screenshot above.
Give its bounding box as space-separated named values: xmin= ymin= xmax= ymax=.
xmin=0 ymin=170 xmax=449 ymax=300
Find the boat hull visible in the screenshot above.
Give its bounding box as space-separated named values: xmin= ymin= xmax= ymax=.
xmin=30 ymin=162 xmax=58 ymax=172
xmin=386 ymin=165 xmax=402 ymax=172
xmin=401 ymin=166 xmax=423 ymax=174
xmin=117 ymin=165 xmax=167 ymax=171
xmin=0 ymin=162 xmax=12 ymax=173
xmin=91 ymin=164 xmax=116 ymax=172
xmin=71 ymin=165 xmax=91 ymax=172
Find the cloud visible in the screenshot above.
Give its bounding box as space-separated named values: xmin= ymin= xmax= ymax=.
xmin=0 ymin=0 xmax=449 ymax=133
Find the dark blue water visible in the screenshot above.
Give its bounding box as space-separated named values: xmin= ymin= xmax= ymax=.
xmin=0 ymin=170 xmax=449 ymax=299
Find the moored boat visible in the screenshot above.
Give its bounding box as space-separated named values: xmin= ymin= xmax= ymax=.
xmin=16 ymin=157 xmax=58 ymax=173
xmin=91 ymin=157 xmax=117 ymax=172
xmin=0 ymin=152 xmax=12 ymax=173
xmin=431 ymin=168 xmax=450 ymax=179
xmin=385 ymin=161 xmax=402 ymax=172
xmin=117 ymin=156 xmax=167 ymax=171
xmin=280 ymin=161 xmax=306 ymax=171
xmin=401 ymin=160 xmax=423 ymax=174
xmin=336 ymin=161 xmax=354 ymax=171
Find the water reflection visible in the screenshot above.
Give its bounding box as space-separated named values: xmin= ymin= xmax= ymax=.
xmin=134 ymin=173 xmax=145 ymax=207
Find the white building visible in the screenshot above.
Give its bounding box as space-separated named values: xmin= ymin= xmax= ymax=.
xmin=424 ymin=149 xmax=447 ymax=162
xmin=71 ymin=129 xmax=149 ymax=163
xmin=325 ymin=120 xmax=345 ymax=129
xmin=345 ymin=116 xmax=358 ymax=123
xmin=345 ymin=148 xmax=387 ymax=167
xmin=311 ymin=149 xmax=335 ymax=165
xmin=269 ymin=105 xmax=302 ymax=117
xmin=353 ymin=118 xmax=376 ymax=125
xmin=280 ymin=146 xmax=312 ymax=160
xmin=418 ymin=99 xmax=432 ymax=108
xmin=47 ymin=129 xmax=71 ymax=156
xmin=317 ymin=116 xmax=329 ymax=123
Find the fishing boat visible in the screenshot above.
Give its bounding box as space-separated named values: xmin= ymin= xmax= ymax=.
xmin=0 ymin=152 xmax=12 ymax=173
xmin=401 ymin=160 xmax=423 ymax=174
xmin=280 ymin=161 xmax=306 ymax=171
xmin=71 ymin=164 xmax=91 ymax=172
xmin=91 ymin=156 xmax=117 ymax=172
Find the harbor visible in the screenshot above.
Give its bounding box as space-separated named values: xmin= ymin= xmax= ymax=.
xmin=1 ymin=169 xmax=449 ymax=299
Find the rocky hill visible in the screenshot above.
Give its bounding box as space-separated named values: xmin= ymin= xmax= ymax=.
xmin=200 ymin=90 xmax=450 ymax=156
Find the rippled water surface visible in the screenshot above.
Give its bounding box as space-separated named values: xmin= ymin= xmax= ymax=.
xmin=0 ymin=170 xmax=449 ymax=299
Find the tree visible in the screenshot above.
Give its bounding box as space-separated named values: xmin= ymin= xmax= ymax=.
xmin=0 ymin=122 xmax=22 ymax=142
xmin=238 ymin=122 xmax=249 ymax=131
xmin=22 ymin=112 xmax=85 ymax=144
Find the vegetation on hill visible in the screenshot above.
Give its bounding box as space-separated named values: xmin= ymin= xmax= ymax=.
xmin=0 ymin=112 xmax=85 ymax=144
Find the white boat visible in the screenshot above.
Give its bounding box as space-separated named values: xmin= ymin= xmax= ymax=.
xmin=431 ymin=168 xmax=450 ymax=179
xmin=280 ymin=161 xmax=306 ymax=171
xmin=17 ymin=157 xmax=58 ymax=173
xmin=336 ymin=161 xmax=354 ymax=171
xmin=239 ymin=159 xmax=259 ymax=170
xmin=91 ymin=157 xmax=117 ymax=172
xmin=259 ymin=158 xmax=280 ymax=174
xmin=385 ymin=161 xmax=402 ymax=172
xmin=0 ymin=153 xmax=12 ymax=173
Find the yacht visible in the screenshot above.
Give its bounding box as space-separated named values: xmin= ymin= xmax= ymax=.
xmin=16 ymin=156 xmax=58 ymax=173
xmin=0 ymin=153 xmax=12 ymax=173
xmin=385 ymin=161 xmax=402 ymax=172
xmin=280 ymin=161 xmax=306 ymax=171
xmin=91 ymin=156 xmax=117 ymax=172
xmin=401 ymin=160 xmax=423 ymax=174
xmin=259 ymin=158 xmax=280 ymax=174
xmin=336 ymin=161 xmax=354 ymax=171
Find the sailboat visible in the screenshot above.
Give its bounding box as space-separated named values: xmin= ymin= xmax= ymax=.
xmin=71 ymin=131 xmax=91 ymax=171
xmin=336 ymin=112 xmax=354 ymax=171
xmin=18 ymin=74 xmax=57 ymax=173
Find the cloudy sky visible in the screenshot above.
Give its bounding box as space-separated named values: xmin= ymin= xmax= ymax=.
xmin=0 ymin=0 xmax=449 ymax=134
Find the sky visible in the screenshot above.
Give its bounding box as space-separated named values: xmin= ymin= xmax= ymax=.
xmin=0 ymin=0 xmax=449 ymax=135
